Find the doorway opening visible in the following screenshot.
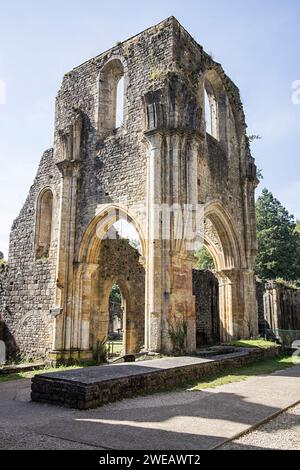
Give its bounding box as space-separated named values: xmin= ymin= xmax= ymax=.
xmin=107 ymin=283 xmax=124 ymax=359
xmin=193 ymin=245 xmax=220 ymax=347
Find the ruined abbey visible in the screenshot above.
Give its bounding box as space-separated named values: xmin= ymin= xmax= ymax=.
xmin=0 ymin=17 xmax=259 ymax=362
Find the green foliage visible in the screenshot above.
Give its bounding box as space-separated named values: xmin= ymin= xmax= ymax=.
xmin=194 ymin=246 xmax=214 ymax=270
xmin=94 ymin=337 xmax=108 ymax=364
xmin=275 ymin=278 xmax=300 ymax=289
xmin=256 ymin=188 xmax=300 ymax=281
xmin=168 ymin=318 xmax=188 ymax=355
xmin=226 ymin=338 xmax=278 ymax=349
xmin=296 ymin=220 xmax=300 ymax=234
xmin=256 ymin=168 xmax=263 ymax=181
xmin=109 ymin=284 xmax=122 ymax=305
xmin=150 ymin=67 xmax=160 ymax=82
xmin=189 ymin=355 xmax=294 ymax=390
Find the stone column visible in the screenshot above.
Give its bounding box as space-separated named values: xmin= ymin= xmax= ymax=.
xmin=165 ymin=253 xmax=196 ymax=353
xmin=216 ymin=268 xmax=258 ymax=341
xmin=163 ymin=138 xmax=199 ymax=353
xmin=51 ymin=111 xmax=83 ymax=360
xmin=79 ymin=263 xmax=99 ymax=352
xmin=144 ymin=131 xmax=163 ymax=352
xmin=51 ymin=159 xmax=81 ymax=355
xmin=241 ymin=269 xmax=258 ymax=338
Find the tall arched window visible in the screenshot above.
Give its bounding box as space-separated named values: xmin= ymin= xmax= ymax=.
xmin=116 ymin=76 xmax=124 ymax=128
xmin=98 ymin=59 xmax=125 ymax=132
xmin=203 ymin=70 xmax=228 ymax=144
xmin=204 ymin=80 xmax=218 ymax=139
xmin=35 ymin=188 xmax=53 ymax=259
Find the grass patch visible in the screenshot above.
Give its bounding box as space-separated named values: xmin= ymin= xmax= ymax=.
xmin=188 ymin=355 xmax=294 ymax=391
xmin=107 ymin=340 xmax=123 ymax=355
xmin=0 ymin=364 xmax=83 ymax=384
xmin=225 ymin=338 xmax=278 ymax=349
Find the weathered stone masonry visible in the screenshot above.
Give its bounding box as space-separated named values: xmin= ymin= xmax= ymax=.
xmin=257 ymin=280 xmax=300 ymax=334
xmin=0 ymin=17 xmax=258 ymax=360
xmin=193 ymin=269 xmax=220 ymax=347
xmin=0 ymin=149 xmax=60 ymax=358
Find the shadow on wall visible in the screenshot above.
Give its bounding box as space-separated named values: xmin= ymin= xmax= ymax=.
xmin=0 ymin=318 xmax=19 ymax=361
xmin=193 ymin=269 xmax=220 ymax=347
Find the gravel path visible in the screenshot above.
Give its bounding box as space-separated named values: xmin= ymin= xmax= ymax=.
xmin=220 ymin=403 xmax=300 ymax=450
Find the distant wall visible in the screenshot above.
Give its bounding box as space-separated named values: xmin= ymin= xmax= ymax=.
xmin=108 ymin=300 xmax=123 ymax=336
xmin=193 ymin=269 xmax=220 ymax=346
xmin=0 ymin=149 xmax=59 ymax=360
xmin=0 ymin=264 xmax=18 ymax=357
xmin=256 ymin=280 xmax=300 ymax=334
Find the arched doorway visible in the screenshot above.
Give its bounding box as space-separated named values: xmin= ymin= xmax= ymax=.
xmin=73 ymin=205 xmax=146 ymax=359
xmin=199 ymin=201 xmax=254 ymax=342
xmin=193 ymin=247 xmax=220 ymax=347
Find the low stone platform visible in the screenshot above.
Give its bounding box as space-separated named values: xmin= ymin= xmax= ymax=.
xmin=31 ymin=347 xmax=279 ymax=409
xmin=0 ymin=362 xmax=45 ymax=376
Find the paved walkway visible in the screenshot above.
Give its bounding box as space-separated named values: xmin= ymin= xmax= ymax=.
xmin=220 ymin=403 xmax=300 ymax=450
xmin=0 ymin=365 xmax=300 ymax=450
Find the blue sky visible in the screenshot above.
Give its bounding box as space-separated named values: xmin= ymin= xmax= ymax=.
xmin=0 ymin=0 xmax=299 ymax=257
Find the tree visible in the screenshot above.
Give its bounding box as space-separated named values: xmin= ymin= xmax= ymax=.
xmin=109 ymin=284 xmax=122 ymax=304
xmin=296 ymin=220 xmax=300 ymax=234
xmin=256 ymin=189 xmax=300 ymax=281
xmin=194 ymin=246 xmax=214 ymax=270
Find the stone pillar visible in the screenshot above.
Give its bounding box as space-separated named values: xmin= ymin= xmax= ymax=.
xmin=144 ymin=131 xmax=163 ymax=352
xmin=162 ymin=138 xmax=199 ymax=354
xmin=52 ymin=159 xmax=81 ymax=353
xmin=241 ymin=269 xmax=258 ymax=338
xmin=216 ymin=269 xmax=240 ymax=341
xmin=50 ymin=111 xmax=83 ymax=360
xmin=216 ymin=268 xmax=258 ymax=341
xmin=165 ymin=253 xmax=196 ymax=353
xmin=80 ymin=263 xmax=99 ymax=352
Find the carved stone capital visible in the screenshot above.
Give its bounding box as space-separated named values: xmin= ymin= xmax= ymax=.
xmin=56 ymin=159 xmax=81 ymax=178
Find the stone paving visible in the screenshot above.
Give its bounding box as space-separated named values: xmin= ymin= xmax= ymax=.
xmin=0 ymin=364 xmax=300 ymax=450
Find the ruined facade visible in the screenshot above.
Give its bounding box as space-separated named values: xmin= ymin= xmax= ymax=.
xmin=0 ymin=17 xmax=258 ymax=361
xmin=257 ymin=280 xmax=300 ymax=334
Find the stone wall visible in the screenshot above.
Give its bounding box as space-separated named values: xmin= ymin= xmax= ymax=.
xmin=0 ymin=149 xmax=60 ymax=359
xmin=257 ymin=281 xmax=300 ymax=334
xmin=94 ymin=235 xmax=145 ymax=354
xmin=193 ymin=269 xmax=220 ymax=346
xmin=1 ymin=16 xmax=258 ymax=360
xmin=256 ymin=280 xmax=266 ymax=335
xmin=54 ymin=17 xmax=176 ymax=256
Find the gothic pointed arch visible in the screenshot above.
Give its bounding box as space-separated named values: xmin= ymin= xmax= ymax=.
xmin=35 ymin=188 xmax=53 ymax=259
